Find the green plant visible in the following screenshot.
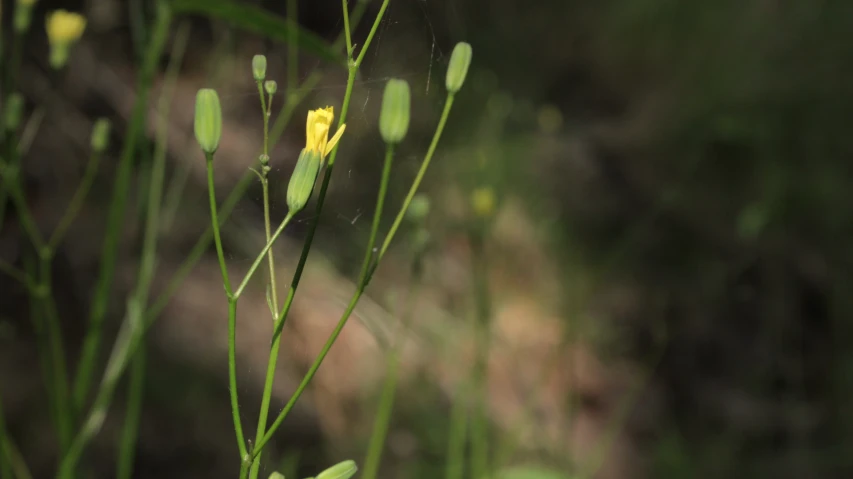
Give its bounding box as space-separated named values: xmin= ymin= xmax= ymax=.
xmin=196 ymin=0 xmax=474 ymax=473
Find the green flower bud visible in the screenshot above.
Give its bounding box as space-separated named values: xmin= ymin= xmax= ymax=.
xmin=252 ymin=54 xmax=267 ymax=81
xmin=316 ymin=460 xmax=357 ymax=479
xmin=194 ymin=88 xmax=223 ymax=155
xmin=379 ymin=78 xmax=410 ymax=144
xmin=264 ymin=80 xmax=278 ymax=96
xmin=267 ymin=473 xmax=285 ymax=479
xmin=286 ymin=148 xmax=321 ymax=213
xmin=446 ymin=42 xmax=472 ymax=94
xmin=406 ymin=193 xmax=430 ymax=223
xmin=4 ymin=93 xmax=24 ymax=131
xmin=14 ymin=0 xmax=35 ymax=33
xmin=90 ymin=118 xmax=111 ymax=152
xmin=471 ymin=186 xmax=496 ymax=218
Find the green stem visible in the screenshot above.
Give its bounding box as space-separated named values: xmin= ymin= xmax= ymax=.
xmin=38 ymin=253 xmax=72 ymax=454
xmin=362 ymin=260 xmax=423 ymax=479
xmin=469 ymin=232 xmax=492 ymax=479
xmin=360 ymin=351 xmax=400 ymax=479
xmin=445 ymin=386 xmax=469 ymax=479
xmin=115 ymin=21 xmax=189 ymax=476
xmin=354 ymin=0 xmax=391 ymax=68
xmin=48 ymin=151 xmax=103 ymax=250
xmin=253 ymin=143 xmax=395 ymax=458
xmin=373 ymin=94 xmax=455 ymax=268
xmin=72 ymin=1 xmax=172 ymax=412
xmin=206 ymin=153 xmax=234 ymax=296
xmin=248 ymin=74 xmax=282 ymax=479
xmin=206 ymin=154 xmax=248 ymax=463
xmin=232 ymin=212 xmax=295 ymax=300
xmin=3 ymin=434 xmax=33 ymax=479
xmin=1 ymin=166 xmax=45 ymax=250
xmin=341 ymin=0 xmax=354 ymax=57
xmin=116 ymin=344 xmax=145 ymax=479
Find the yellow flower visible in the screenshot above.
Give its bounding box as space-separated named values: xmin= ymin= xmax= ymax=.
xmin=305 ymin=106 xmax=345 ymax=158
xmin=46 ymin=10 xmax=86 ymax=46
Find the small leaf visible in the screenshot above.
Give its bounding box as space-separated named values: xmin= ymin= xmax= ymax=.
xmin=172 ymin=0 xmax=341 ymax=65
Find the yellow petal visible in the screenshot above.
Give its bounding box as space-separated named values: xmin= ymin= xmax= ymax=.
xmin=323 ymin=124 xmax=346 ymax=157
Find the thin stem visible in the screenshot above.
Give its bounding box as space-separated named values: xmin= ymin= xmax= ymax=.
xmin=1 ymin=167 xmax=45 ymax=250
xmin=48 ymin=151 xmax=103 ymax=250
xmin=206 ymin=153 xmax=233 ymax=295
xmin=354 ymin=0 xmax=391 ymax=68
xmin=116 ymin=345 xmax=145 ymax=479
xmin=227 ymin=299 xmax=249 ymax=462
xmin=374 ymin=94 xmax=455 ymax=266
xmin=232 ymin=212 xmax=295 ymax=299
xmin=360 ymin=351 xmax=400 ymax=479
xmin=206 ymin=154 xmax=247 ymax=461
xmin=39 ymin=254 xmax=72 ymax=454
xmin=341 ymin=0 xmax=354 ymax=58
xmin=114 ymin=21 xmax=189 ymax=476
xmin=445 ymin=387 xmax=469 ymax=479
xmin=248 ymin=74 xmax=282 ymax=479
xmin=253 ymin=143 xmax=395 ymax=458
xmin=3 ymin=435 xmax=34 ymax=479
xmin=469 ymin=232 xmax=492 ymax=479
xmin=361 ymin=271 xmax=421 ymax=479
xmin=72 ymin=1 xmax=172 ymax=412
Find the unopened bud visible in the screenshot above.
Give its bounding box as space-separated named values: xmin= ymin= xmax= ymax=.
xmin=446 ymin=42 xmax=472 ymax=94
xmin=286 ymin=148 xmax=321 ymax=213
xmin=379 ymin=78 xmax=410 ymax=144
xmin=14 ymin=0 xmax=36 ymax=33
xmin=252 ymin=54 xmax=267 ymax=81
xmin=316 ymin=460 xmax=357 ymax=479
xmin=264 ymin=80 xmax=277 ymax=96
xmin=90 ymin=118 xmax=111 ymax=152
xmin=4 ymin=93 xmax=24 ymax=131
xmin=268 ymin=473 xmax=285 ymax=479
xmin=194 ymin=88 xmax=223 ymax=155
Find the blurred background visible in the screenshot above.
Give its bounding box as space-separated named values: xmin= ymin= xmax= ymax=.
xmin=3 ymin=0 xmax=853 ymax=478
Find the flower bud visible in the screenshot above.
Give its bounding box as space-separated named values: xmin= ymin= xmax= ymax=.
xmin=4 ymin=93 xmax=24 ymax=131
xmin=446 ymin=42 xmax=472 ymax=94
xmin=14 ymin=0 xmax=36 ymax=33
xmin=194 ymin=89 xmax=223 ymax=155
xmin=316 ymin=460 xmax=357 ymax=479
xmin=286 ymin=148 xmax=321 ymax=213
xmin=90 ymin=118 xmax=111 ymax=152
xmin=379 ymin=78 xmax=410 ymax=144
xmin=252 ymin=54 xmax=267 ymax=82
xmin=471 ymin=187 xmax=496 ymax=218
xmin=264 ymin=80 xmax=278 ymax=96
xmin=267 ymin=473 xmax=285 ymax=479
xmin=405 ymin=194 xmax=430 ymax=223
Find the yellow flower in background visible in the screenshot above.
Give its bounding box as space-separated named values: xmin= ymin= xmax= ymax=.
xmin=46 ymin=10 xmax=86 ymax=45
xmin=471 ymin=187 xmax=497 ymax=218
xmin=306 ymin=106 xmax=346 ymax=159
xmin=45 ymin=10 xmax=86 ymax=69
